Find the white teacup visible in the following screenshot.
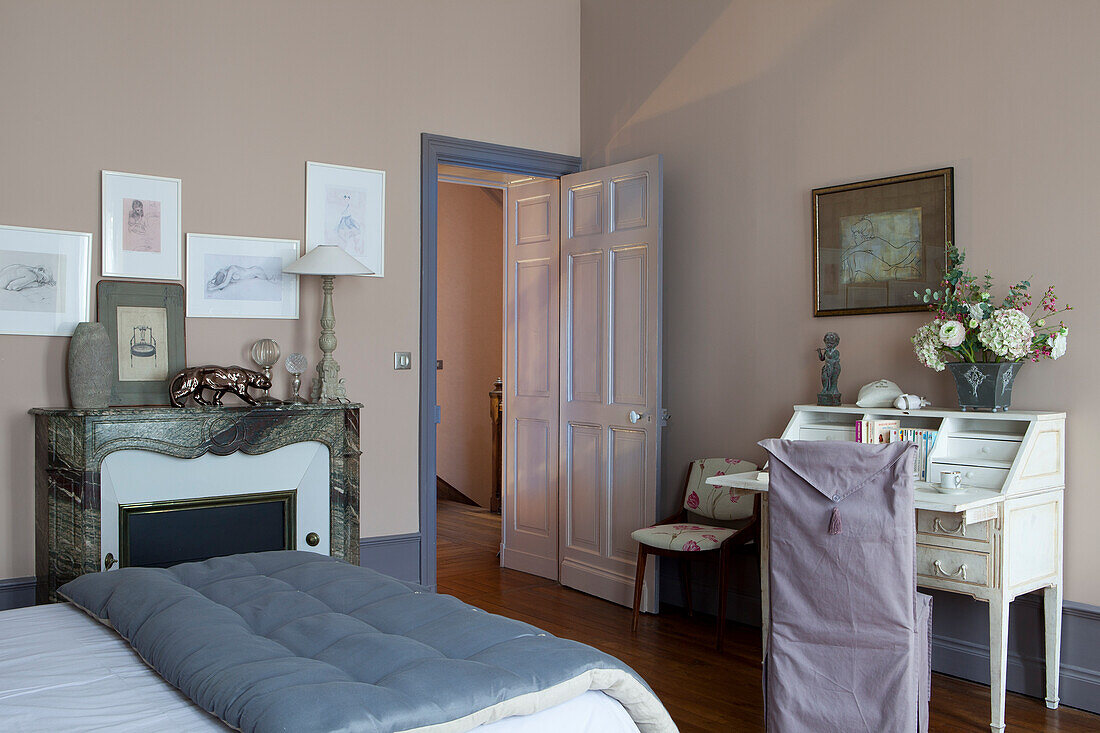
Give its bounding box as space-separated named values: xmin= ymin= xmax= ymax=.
xmin=940 ymin=471 xmax=962 ymax=490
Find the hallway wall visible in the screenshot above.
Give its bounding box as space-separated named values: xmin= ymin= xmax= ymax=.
xmin=437 ymin=183 xmax=504 ymax=508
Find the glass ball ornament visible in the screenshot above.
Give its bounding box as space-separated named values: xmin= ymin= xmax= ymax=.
xmin=249 ymin=339 xmax=280 ymax=403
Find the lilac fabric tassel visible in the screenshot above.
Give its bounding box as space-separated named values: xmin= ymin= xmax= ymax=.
xmin=828 ymin=507 xmax=842 ymax=535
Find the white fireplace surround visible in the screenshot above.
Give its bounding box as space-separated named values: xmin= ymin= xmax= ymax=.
xmin=100 ymin=442 xmax=332 ymax=570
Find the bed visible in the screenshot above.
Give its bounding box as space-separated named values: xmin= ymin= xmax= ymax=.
xmin=0 ymin=552 xmax=676 ymax=733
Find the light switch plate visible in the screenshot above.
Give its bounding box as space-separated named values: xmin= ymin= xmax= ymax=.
xmin=394 ymin=352 xmax=412 ymax=370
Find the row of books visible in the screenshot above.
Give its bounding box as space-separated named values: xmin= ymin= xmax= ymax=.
xmin=856 ymin=419 xmax=938 ymax=481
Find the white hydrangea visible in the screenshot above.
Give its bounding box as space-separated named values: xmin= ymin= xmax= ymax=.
xmin=1051 ymin=327 xmax=1068 ymax=359
xmin=913 ymin=320 xmax=946 ymax=371
xmin=978 ymin=308 xmax=1034 ymax=360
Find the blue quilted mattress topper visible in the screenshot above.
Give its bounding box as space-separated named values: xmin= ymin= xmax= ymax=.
xmin=59 ymin=551 xmax=676 ymax=733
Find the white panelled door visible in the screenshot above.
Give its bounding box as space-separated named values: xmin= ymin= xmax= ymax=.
xmin=558 ymin=156 xmax=663 ymax=609
xmin=501 ymin=178 xmax=561 ymax=580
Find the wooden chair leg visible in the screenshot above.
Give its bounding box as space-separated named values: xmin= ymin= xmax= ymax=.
xmin=679 ymin=557 xmax=693 ymax=617
xmin=632 ymin=546 xmax=648 ymax=632
xmin=716 ymin=544 xmax=731 ymax=651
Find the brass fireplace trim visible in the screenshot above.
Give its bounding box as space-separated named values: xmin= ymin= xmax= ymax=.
xmin=119 ymin=489 xmax=297 ymax=568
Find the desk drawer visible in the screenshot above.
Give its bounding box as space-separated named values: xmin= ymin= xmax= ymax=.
xmin=916 ymin=509 xmax=991 ymax=544
xmin=931 ymin=462 xmax=1009 ymax=490
xmin=944 ymin=436 xmax=1019 ymax=463
xmin=917 ymin=544 xmax=993 ymax=589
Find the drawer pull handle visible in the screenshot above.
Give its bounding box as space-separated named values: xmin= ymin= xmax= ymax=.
xmin=933 ymin=560 xmax=967 ymax=580
xmin=932 ymin=517 xmax=966 ymax=536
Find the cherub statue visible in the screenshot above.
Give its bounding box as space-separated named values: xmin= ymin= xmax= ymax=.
xmin=816 ymin=332 xmax=842 ymax=406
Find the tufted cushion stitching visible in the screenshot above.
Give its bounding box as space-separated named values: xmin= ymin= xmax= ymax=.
xmin=59 ymin=551 xmax=670 ymax=733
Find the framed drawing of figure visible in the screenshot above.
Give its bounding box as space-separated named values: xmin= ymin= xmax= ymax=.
xmin=812 ymin=168 xmax=953 ymax=316
xmin=185 ymin=233 xmax=300 ymax=319
xmin=97 ymin=280 xmax=185 ymax=405
xmin=0 ymin=224 xmax=91 ymax=336
xmin=305 ymin=161 xmax=384 ymax=276
xmin=102 ymin=170 xmax=182 ymax=280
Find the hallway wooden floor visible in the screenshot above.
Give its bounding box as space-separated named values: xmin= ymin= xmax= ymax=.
xmin=436 ymin=499 xmax=1098 ymax=732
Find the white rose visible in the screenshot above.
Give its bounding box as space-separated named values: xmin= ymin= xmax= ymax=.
xmin=1051 ymin=328 xmax=1068 ymax=359
xmin=938 ymin=320 xmax=966 ymax=348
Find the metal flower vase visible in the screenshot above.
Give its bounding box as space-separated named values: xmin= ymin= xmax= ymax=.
xmin=945 ymin=361 xmax=1023 ymax=412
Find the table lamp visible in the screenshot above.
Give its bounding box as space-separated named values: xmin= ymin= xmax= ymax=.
xmin=283 ymin=244 xmax=373 ymax=402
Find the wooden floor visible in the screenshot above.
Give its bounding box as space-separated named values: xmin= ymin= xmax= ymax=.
xmin=436 ymin=499 xmax=1098 ymax=732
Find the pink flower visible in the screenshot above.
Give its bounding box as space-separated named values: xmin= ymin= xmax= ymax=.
xmin=673 ymin=525 xmax=689 ymax=530
xmin=681 ymin=540 xmax=701 ymax=551
xmin=686 ymin=491 xmax=699 ymax=509
xmin=690 ymin=525 xmax=704 ymax=530
xmin=702 ymin=534 xmax=718 ymax=542
xmin=729 ymin=494 xmax=741 ymax=503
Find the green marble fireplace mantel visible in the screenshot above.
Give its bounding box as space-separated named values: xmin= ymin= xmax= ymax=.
xmin=31 ymin=404 xmax=362 ymax=602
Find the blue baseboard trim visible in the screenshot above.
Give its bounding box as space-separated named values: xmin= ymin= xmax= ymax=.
xmin=359 ymin=533 xmax=422 ymax=585
xmin=0 ymin=576 xmax=36 ymax=611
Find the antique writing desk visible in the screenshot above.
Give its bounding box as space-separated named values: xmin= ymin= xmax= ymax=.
xmin=708 ymin=405 xmax=1065 ymax=733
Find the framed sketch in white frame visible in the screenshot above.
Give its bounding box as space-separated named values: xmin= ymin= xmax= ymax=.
xmin=186 ymin=233 xmax=300 ymax=319
xmin=0 ymin=224 xmax=91 ymax=336
xmin=305 ymin=161 xmax=384 ymax=276
xmin=102 ymin=170 xmax=182 ymax=280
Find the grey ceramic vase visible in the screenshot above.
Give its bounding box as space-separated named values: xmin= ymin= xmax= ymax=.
xmin=68 ymin=322 xmax=111 ymax=408
xmin=945 ymin=361 xmax=1023 ymax=412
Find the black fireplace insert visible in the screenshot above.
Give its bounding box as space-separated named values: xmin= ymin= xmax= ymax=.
xmin=119 ymin=490 xmax=296 ymax=568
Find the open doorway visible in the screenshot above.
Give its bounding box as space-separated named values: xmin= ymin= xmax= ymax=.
xmin=421 ymin=136 xmax=664 ymax=614
xmin=418 ymin=134 xmax=581 ymax=590
xmin=434 ymin=165 xmax=553 ymax=578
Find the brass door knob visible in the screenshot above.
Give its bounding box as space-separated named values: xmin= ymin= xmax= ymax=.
xmin=104 ymin=553 xmax=116 ymax=570
xmin=306 ymin=532 xmax=320 ymax=547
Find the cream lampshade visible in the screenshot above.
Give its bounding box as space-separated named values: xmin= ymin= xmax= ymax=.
xmin=284 ymin=245 xmax=373 ymax=402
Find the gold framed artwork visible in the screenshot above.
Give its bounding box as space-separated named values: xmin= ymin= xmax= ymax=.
xmin=812 ymin=168 xmax=953 ymax=317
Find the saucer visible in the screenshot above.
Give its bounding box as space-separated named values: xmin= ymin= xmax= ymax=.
xmin=934 ymin=485 xmax=968 ymax=495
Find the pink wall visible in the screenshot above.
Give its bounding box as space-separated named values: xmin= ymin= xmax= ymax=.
xmin=0 ymin=0 xmax=579 ymax=580
xmin=437 ymin=183 xmax=503 ymax=508
xmin=581 ymin=0 xmax=1099 ymax=605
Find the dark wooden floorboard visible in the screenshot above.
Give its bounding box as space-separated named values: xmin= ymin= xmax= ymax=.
xmin=436 ymin=499 xmax=1099 ymax=732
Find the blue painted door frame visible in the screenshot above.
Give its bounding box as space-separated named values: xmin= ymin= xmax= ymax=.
xmin=419 ymin=134 xmax=581 ymax=588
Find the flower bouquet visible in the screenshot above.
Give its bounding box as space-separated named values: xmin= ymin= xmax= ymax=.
xmin=911 ymin=244 xmax=1071 ymax=410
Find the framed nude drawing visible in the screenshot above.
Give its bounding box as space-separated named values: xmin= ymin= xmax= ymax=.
xmin=305 ymin=161 xmax=385 ymax=276
xmin=185 ymin=233 xmax=299 ymax=319
xmin=102 ymin=170 xmax=182 ymax=281
xmin=0 ymin=224 xmax=91 ymax=336
xmin=812 ymin=168 xmax=953 ymax=316
xmin=97 ymin=280 xmax=185 ymax=405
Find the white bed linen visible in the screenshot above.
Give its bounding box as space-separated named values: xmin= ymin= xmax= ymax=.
xmin=0 ymin=603 xmax=639 ymax=733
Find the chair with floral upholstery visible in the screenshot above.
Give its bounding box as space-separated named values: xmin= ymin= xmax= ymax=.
xmin=631 ymin=457 xmax=759 ymax=650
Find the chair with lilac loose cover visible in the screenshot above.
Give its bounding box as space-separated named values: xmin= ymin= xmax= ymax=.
xmin=759 ymin=439 xmax=932 ymax=733
xmin=630 ymin=457 xmax=759 ymax=650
